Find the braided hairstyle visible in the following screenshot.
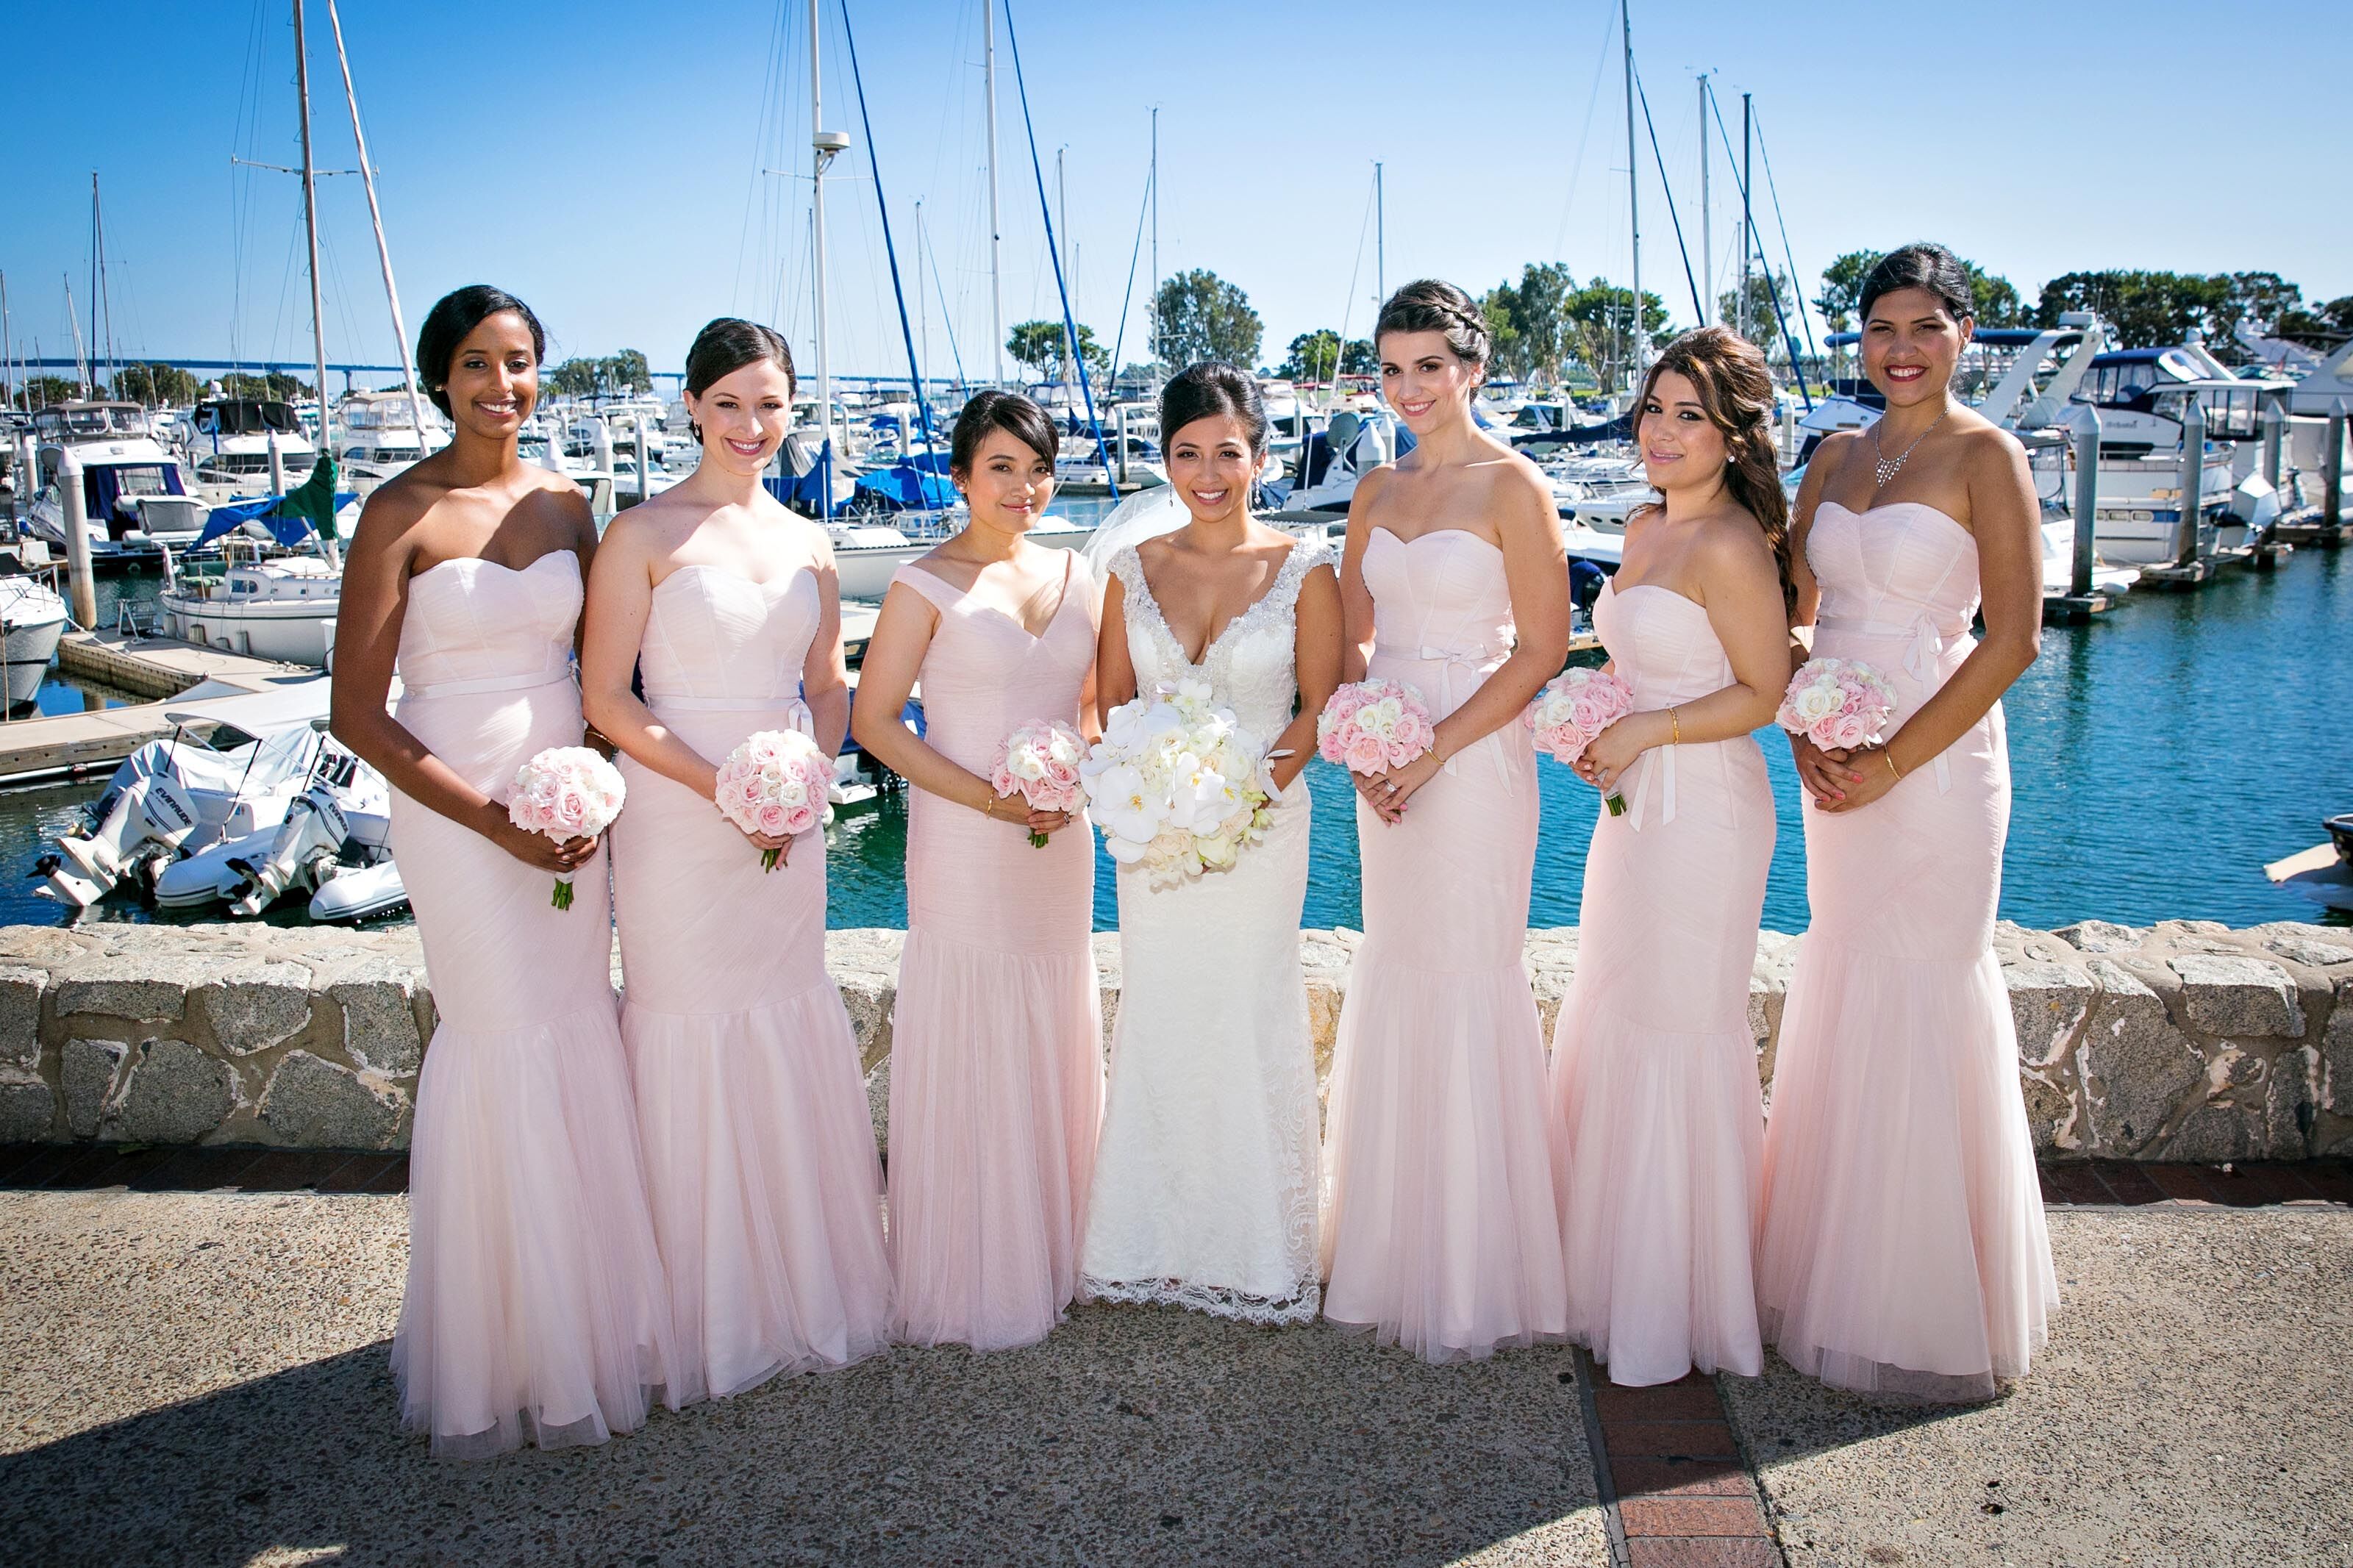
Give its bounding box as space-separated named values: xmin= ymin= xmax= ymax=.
xmin=1635 ymin=326 xmax=1796 ymax=617
xmin=1374 ymin=279 xmax=1492 ymax=379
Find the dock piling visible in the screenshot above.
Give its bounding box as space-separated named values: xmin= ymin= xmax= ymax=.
xmin=2071 ymin=407 xmax=2099 ymax=599
xmin=2328 ymin=399 xmax=2346 ymax=531
xmin=267 ymin=429 xmax=287 ymax=498
xmin=57 ymin=448 xmax=96 ymax=629
xmin=2261 ymin=396 xmax=2285 ymax=492
xmin=633 ymin=416 xmax=651 ymax=509
xmin=2172 ymin=396 xmax=2206 ymax=570
xmin=1116 ymin=404 xmax=1130 ymax=485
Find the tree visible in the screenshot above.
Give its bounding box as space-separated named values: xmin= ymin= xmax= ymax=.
xmin=1340 ymin=338 xmax=1377 ymax=376
xmin=9 ymin=376 xmax=81 ymax=411
xmin=546 ymin=358 xmax=599 ymax=398
xmin=2032 ymin=271 xmax=2238 ymax=347
xmin=2278 ymin=296 xmax=2353 ymax=348
xmin=1718 ymin=270 xmax=1799 ymax=350
xmin=1006 ymin=319 xmax=1107 ymax=379
xmin=1279 ymin=329 xmax=1343 ymax=382
xmin=111 ymin=362 xmax=202 ymax=407
xmin=220 ymin=370 xmax=312 ymax=401
xmin=1477 ymin=286 xmax=1528 ymax=381
xmin=1561 ymin=279 xmax=1668 ymax=394
xmin=1154 ymin=270 xmax=1261 ymax=368
xmin=601 ymin=349 xmax=651 ymax=396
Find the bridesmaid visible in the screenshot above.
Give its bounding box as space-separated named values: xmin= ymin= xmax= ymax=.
xmin=332 ymin=284 xmax=670 ymax=1457
xmin=850 ymin=390 xmax=1102 ymax=1352
xmin=1757 ymin=243 xmax=2056 ymax=1401
xmin=1321 ymin=279 xmax=1571 ymax=1362
xmin=1547 ymin=327 xmax=1791 ymax=1387
xmin=582 ymin=318 xmax=890 ymax=1402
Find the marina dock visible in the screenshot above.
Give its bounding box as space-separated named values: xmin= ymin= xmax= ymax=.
xmin=0 ymin=630 xmax=320 ymax=784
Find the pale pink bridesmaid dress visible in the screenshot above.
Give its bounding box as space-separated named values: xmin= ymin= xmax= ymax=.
xmin=387 ymin=552 xmax=672 ymax=1458
xmin=1548 ymin=581 xmax=1771 ymax=1386
xmin=1757 ymin=501 xmax=2056 ymax=1401
xmin=1320 ymin=526 xmax=1568 ymax=1362
xmin=610 ymin=562 xmax=891 ymax=1403
xmin=885 ymin=553 xmax=1103 ymax=1352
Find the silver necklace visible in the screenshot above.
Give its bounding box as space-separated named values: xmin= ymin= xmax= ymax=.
xmin=1871 ymin=408 xmax=1948 ymax=488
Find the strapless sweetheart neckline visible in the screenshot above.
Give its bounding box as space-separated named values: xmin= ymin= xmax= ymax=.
xmin=1814 ymin=498 xmax=1971 ymax=542
xmin=1368 ymin=525 xmax=1502 ymax=554
xmin=1602 ymin=579 xmax=1706 ymax=613
xmin=655 ymin=562 xmax=812 ymax=595
xmin=412 ymin=551 xmax=578 ymax=584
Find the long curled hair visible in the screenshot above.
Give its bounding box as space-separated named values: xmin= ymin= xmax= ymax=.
xmin=1635 ymin=326 xmax=1795 ymax=617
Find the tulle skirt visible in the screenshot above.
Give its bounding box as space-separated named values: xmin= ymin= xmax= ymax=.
xmin=1319 ymin=709 xmax=1567 ymax=1363
xmin=613 ymin=698 xmax=892 ymax=1403
xmin=887 ymin=927 xmax=1103 ymax=1351
xmin=388 ymin=680 xmax=672 ymax=1459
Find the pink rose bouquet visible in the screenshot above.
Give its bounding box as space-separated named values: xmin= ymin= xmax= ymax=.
xmin=1524 ymin=667 xmax=1638 ymax=815
xmin=1315 ymin=679 xmax=1435 ymax=778
xmin=714 ymin=728 xmax=832 ymax=872
xmin=1777 ymin=657 xmax=1896 ymax=753
xmin=507 ymin=745 xmax=626 ymax=909
xmin=993 ymin=719 xmax=1088 ymax=847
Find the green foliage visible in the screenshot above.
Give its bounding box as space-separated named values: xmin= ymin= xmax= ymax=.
xmin=1718 ymin=270 xmax=1798 ymax=347
xmin=545 ymin=351 xmax=655 ymax=400
xmin=1340 ymin=338 xmax=1377 ymax=376
xmin=1280 ymin=329 xmax=1343 ymax=382
xmin=110 ymin=362 xmax=203 ymax=407
xmin=219 ymin=370 xmax=313 ymax=401
xmin=1153 ymin=270 xmax=1262 ymax=369
xmin=1557 ymin=279 xmax=1668 ymax=394
xmin=1006 ymin=320 xmax=1107 ymax=379
xmin=1475 ymin=263 xmax=1578 ymax=384
xmin=2030 ymin=270 xmax=2278 ymax=347
xmin=10 ymin=375 xmax=85 ymax=410
xmin=2278 ymin=295 xmax=2353 ymax=348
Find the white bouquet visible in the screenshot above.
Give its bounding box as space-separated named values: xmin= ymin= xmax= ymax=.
xmin=1079 ymin=677 xmax=1278 ymax=890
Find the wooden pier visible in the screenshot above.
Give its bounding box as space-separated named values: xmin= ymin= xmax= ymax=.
xmin=0 ymin=631 xmax=320 ymax=785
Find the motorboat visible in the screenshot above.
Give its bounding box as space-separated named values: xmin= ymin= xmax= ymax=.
xmin=187 ymin=398 xmax=317 ymax=506
xmin=1545 ymin=454 xmax=1656 ymax=532
xmin=0 ymin=576 xmax=70 ymax=709
xmin=155 ymin=740 xmax=404 ymax=920
xmin=1054 ymin=432 xmax=1166 ymax=494
xmin=330 ymin=390 xmax=447 ymax=494
xmin=24 ymin=402 xmax=213 ymax=562
xmin=157 ymin=548 xmax=340 ymax=664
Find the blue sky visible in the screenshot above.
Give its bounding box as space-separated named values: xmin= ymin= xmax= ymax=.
xmin=9 ymin=1 xmax=2348 ymax=387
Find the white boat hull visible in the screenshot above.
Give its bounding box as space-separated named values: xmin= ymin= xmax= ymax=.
xmin=159 ymin=598 xmax=338 ymax=664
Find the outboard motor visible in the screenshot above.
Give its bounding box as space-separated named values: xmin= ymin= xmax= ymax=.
xmin=226 ymin=783 xmax=350 ymax=917
xmin=43 ymin=776 xmax=202 ymax=908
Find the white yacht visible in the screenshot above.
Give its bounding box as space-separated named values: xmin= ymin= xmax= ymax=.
xmin=157 ymin=549 xmax=340 ymax=664
xmin=331 ymin=390 xmax=448 ymax=493
xmin=24 ymin=402 xmax=213 ymax=561
xmin=188 ymin=398 xmax=318 ymax=506
xmin=0 ymin=575 xmax=69 ymax=709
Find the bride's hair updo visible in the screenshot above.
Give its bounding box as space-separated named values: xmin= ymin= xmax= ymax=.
xmin=1635 ymin=325 xmax=1796 ymax=617
xmin=1160 ymin=362 xmax=1266 ymax=453
xmin=415 ymin=284 xmax=545 ymax=417
xmin=682 ymin=318 xmax=795 ymax=443
xmin=1374 ymin=279 xmax=1492 ymax=374
xmin=949 ymin=389 xmax=1059 ymax=479
xmin=1859 ymin=243 xmax=1974 ymax=323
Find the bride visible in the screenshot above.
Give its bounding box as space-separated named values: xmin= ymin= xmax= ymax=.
xmin=1078 ymin=362 xmax=1342 ymax=1322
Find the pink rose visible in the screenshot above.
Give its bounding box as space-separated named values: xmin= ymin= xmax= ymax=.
xmin=755 ymin=803 xmax=792 ymax=837
xmin=1344 ymin=734 xmax=1388 ymax=775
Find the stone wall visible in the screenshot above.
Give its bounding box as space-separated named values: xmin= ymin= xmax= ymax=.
xmin=1 ymin=917 xmax=2346 ymax=1161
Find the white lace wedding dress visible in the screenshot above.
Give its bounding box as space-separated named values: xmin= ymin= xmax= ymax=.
xmin=1079 ymin=539 xmax=1330 ymax=1325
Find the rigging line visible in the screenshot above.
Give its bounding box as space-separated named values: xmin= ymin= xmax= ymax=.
xmin=1750 ymin=107 xmax=1824 ymax=387
xmin=1106 ymin=162 xmax=1151 ymax=384
xmin=921 ymin=210 xmax=970 ymax=390
xmin=1632 ymin=64 xmax=1704 ymax=325
xmin=1550 ymin=3 xmax=1618 ymax=264
xmin=841 ymin=0 xmax=938 ymax=442
xmin=1337 ymin=173 xmax=1374 ymax=353
xmin=1704 ymin=89 xmax=1811 ymax=410
xmin=1001 ymin=0 xmax=1116 ymax=495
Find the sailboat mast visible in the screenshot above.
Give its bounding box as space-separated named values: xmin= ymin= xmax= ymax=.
xmin=984 ymin=0 xmax=1005 ymax=388
xmin=323 ymin=0 xmax=435 ymax=462
xmin=1374 ymin=161 xmax=1385 ymax=304
xmin=1055 ymin=148 xmax=1073 ymax=389
xmin=1149 ymin=106 xmax=1158 ymax=378
xmin=293 ymin=0 xmax=330 ymax=441
xmin=88 ymin=178 xmax=101 ymax=395
xmin=916 ymin=198 xmax=930 ymax=411
xmin=810 ymin=0 xmax=834 ymax=504
xmin=1699 ymin=76 xmax=1711 ymax=327
xmin=64 ymin=276 xmax=87 ymax=393
xmin=1740 ymin=92 xmax=1754 ymax=345
xmin=1621 ymin=0 xmax=1643 ymax=389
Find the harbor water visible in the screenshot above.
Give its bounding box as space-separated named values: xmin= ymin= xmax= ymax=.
xmin=0 ymin=538 xmax=2343 ymax=934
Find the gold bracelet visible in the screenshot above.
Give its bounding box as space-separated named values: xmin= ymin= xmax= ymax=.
xmin=1667 ymin=706 xmax=1681 ymax=745
xmin=1883 ymin=748 xmax=1904 ymax=781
